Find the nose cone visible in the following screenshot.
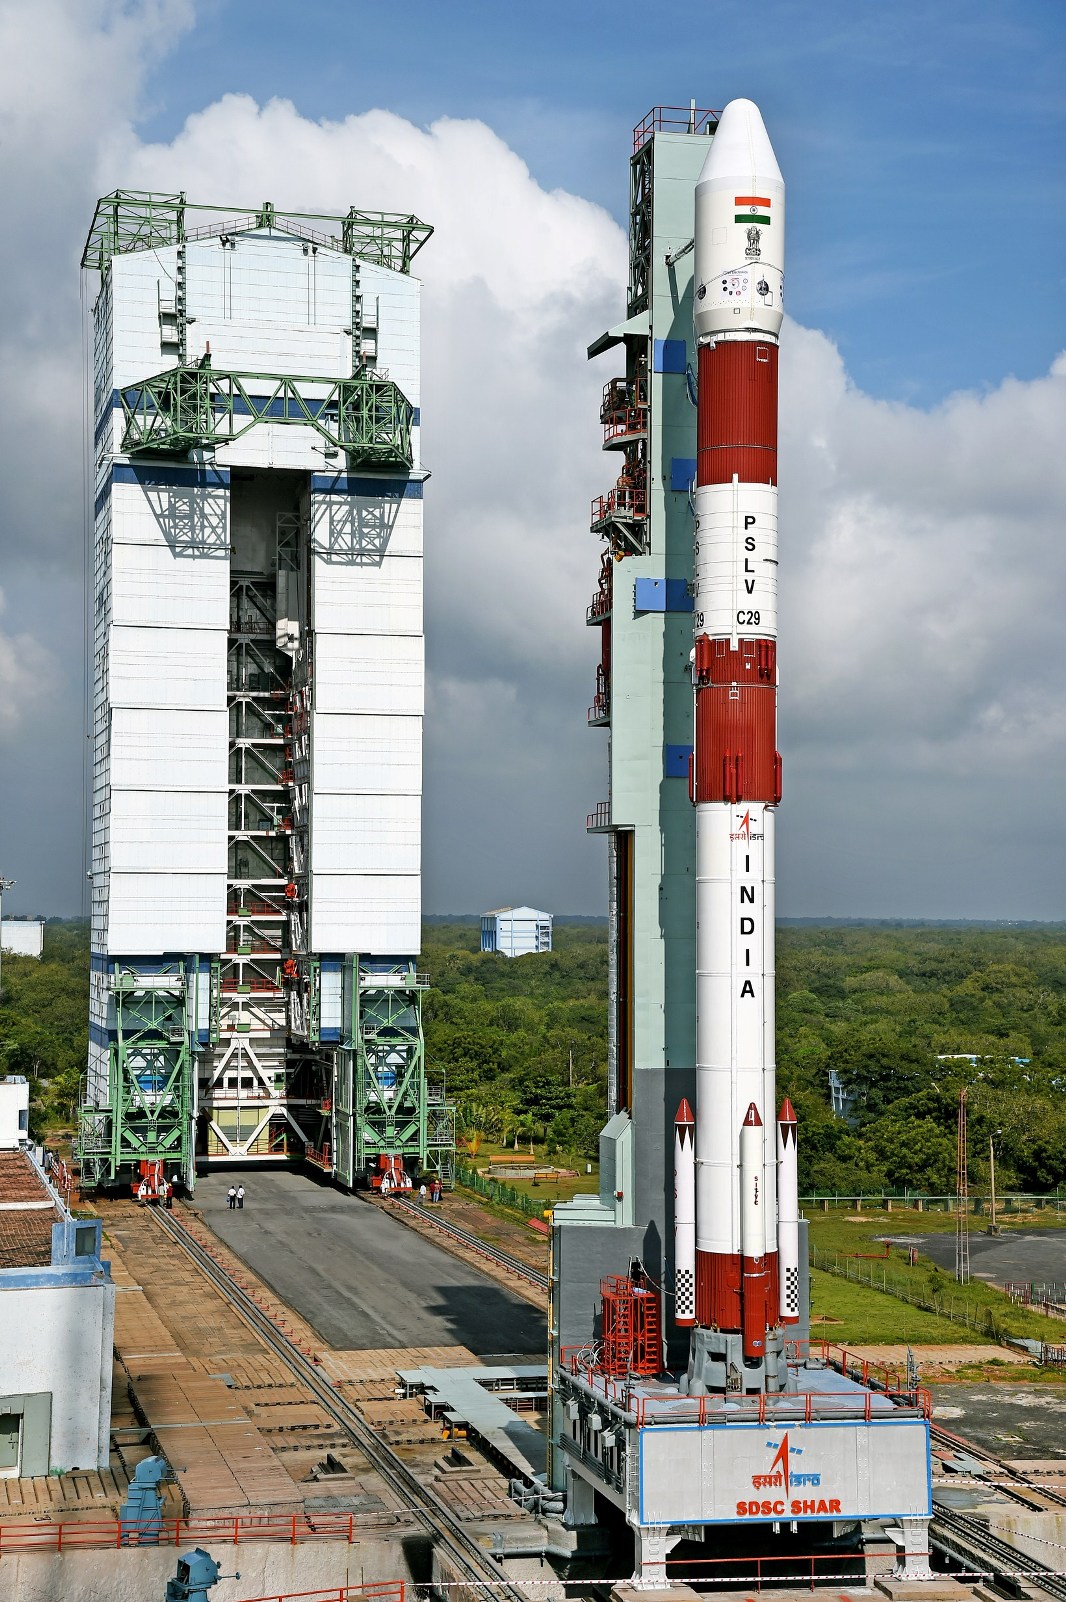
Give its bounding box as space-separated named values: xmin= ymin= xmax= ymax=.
xmin=742 ymin=1101 xmax=763 ymax=1129
xmin=693 ymin=97 xmax=785 ymax=342
xmin=675 ymin=1098 xmax=695 ymax=1127
xmin=778 ymin=1097 xmax=797 ymax=1126
xmin=698 ymin=97 xmax=783 ymax=192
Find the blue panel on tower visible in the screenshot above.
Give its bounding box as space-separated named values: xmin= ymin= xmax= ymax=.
xmin=670 ymin=457 xmax=697 ymax=492
xmin=635 ymin=578 xmax=667 ymax=611
xmin=664 ymin=744 xmax=693 ymax=778
xmin=635 ymin=578 xmax=694 ymax=613
xmin=653 ymin=338 xmax=687 ymax=374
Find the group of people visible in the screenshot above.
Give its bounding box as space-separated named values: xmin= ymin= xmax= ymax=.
xmin=135 ymin=1176 xmax=177 ymax=1208
xmin=226 ymin=1185 xmax=246 ymax=1210
xmin=417 ymin=1178 xmax=444 ymax=1204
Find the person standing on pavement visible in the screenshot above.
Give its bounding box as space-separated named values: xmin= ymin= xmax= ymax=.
xmin=227 ymin=1185 xmax=237 ymax=1209
xmin=418 ymin=1182 xmax=428 ymax=1206
xmin=236 ymin=1184 xmax=245 ymax=1210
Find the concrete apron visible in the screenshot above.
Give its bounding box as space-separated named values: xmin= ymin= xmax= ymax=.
xmin=0 ymin=1531 xmax=418 ymax=1602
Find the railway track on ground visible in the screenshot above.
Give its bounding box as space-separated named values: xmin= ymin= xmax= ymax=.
xmin=387 ymin=1198 xmax=550 ymax=1294
xmin=931 ymin=1505 xmax=1066 ymax=1601
xmin=148 ymin=1205 xmax=534 ymax=1602
xmin=930 ymin=1423 xmax=1066 ymax=1512
xmin=146 ymin=1204 xmax=1066 ymax=1601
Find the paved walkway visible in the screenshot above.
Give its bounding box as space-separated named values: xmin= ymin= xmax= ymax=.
xmin=191 ymin=1170 xmax=544 ymax=1357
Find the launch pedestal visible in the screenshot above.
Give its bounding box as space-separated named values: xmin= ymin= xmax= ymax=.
xmin=681 ymin=1326 xmax=788 ymax=1396
xmin=557 ymin=1347 xmax=933 ymax=1586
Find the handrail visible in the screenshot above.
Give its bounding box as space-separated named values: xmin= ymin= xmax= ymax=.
xmin=0 ymin=1510 xmax=373 ymax=1553
xmin=236 ymin=1584 xmax=403 ymax=1602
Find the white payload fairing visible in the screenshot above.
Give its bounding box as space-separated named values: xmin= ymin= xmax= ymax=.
xmin=681 ymin=97 xmax=798 ymax=1374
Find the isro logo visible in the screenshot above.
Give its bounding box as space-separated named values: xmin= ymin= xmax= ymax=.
xmin=736 ymin=1432 xmax=843 ymax=1519
xmin=730 ymin=809 xmax=764 ymax=843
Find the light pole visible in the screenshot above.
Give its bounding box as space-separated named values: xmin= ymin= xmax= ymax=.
xmin=988 ymin=1129 xmax=1003 ymax=1236
xmin=0 ymin=875 xmax=14 ymax=1006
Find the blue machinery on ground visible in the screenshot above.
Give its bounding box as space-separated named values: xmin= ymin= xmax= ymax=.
xmin=164 ymin=1549 xmax=234 ymax=1602
xmin=550 ymin=100 xmax=934 ymax=1583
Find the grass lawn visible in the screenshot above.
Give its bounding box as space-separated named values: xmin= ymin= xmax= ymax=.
xmin=806 ymin=1206 xmax=1066 ymax=1344
xmin=457 ymin=1141 xmax=599 ymax=1208
xmin=808 ymin=1268 xmax=989 ymax=1346
xmin=805 ymin=1203 xmax=1066 ymax=1254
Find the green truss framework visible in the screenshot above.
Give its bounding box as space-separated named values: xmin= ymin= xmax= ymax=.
xmin=332 ymin=961 xmax=456 ymax=1186
xmin=78 ymin=962 xmax=198 ymax=1187
xmin=82 ymin=191 xmax=433 ymax=276
xmin=120 ymin=366 xmax=414 ymax=466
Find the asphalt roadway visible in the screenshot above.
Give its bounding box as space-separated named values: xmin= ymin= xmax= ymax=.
xmin=904 ymin=1227 xmax=1066 ymax=1288
xmin=191 ymin=1169 xmax=545 ymax=1357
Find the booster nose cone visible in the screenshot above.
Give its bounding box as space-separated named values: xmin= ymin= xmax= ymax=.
xmin=778 ymin=1097 xmax=797 ymax=1126
xmin=693 ymin=96 xmax=784 ymax=342
xmin=675 ymin=1098 xmax=695 ymax=1127
xmin=742 ymin=1102 xmax=763 ymax=1129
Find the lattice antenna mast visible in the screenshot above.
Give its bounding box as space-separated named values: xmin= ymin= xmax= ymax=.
xmin=955 ymin=1086 xmax=970 ymax=1284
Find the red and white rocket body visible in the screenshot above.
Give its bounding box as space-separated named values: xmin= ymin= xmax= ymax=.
xmin=684 ymin=98 xmax=792 ymax=1365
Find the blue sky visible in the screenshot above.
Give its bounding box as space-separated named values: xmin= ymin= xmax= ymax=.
xmin=143 ymin=0 xmax=1065 ymax=405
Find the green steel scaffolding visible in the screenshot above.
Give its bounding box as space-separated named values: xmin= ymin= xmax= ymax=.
xmin=82 ymin=191 xmax=433 ymax=275
xmin=119 ymin=366 xmax=414 ymax=465
xmin=330 ymin=961 xmax=455 ymax=1187
xmin=78 ymin=962 xmax=197 ymax=1188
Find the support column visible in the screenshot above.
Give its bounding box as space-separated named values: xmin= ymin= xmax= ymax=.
xmin=564 ymin=1466 xmax=598 ymax=1528
xmin=631 ymin=1524 xmax=681 ymax=1588
xmin=893 ymin=1516 xmax=933 ymax=1579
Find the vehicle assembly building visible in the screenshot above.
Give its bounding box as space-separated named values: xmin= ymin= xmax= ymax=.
xmin=78 ymin=192 xmax=453 ymax=1195
xmin=551 ymin=102 xmax=932 ymax=1582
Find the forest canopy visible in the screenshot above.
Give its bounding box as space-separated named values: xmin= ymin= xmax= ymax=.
xmin=5 ymin=919 xmax=1066 ymax=1195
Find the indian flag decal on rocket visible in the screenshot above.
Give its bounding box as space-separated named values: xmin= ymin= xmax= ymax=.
xmin=735 ymin=195 xmax=771 ymax=224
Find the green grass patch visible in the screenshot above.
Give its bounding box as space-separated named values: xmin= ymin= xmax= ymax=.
xmin=805 ymin=1204 xmax=1066 ymax=1254
xmin=806 ymin=1207 xmax=1066 ymax=1343
xmin=809 ymin=1267 xmax=986 ymax=1345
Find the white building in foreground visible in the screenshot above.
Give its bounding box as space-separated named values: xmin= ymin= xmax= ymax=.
xmin=0 ymin=1149 xmax=114 ymax=1473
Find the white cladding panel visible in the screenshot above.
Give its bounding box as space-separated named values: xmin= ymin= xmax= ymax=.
xmin=311 ymin=792 xmax=420 ymax=874
xmin=109 ymin=539 xmax=229 ymax=629
xmin=109 ymin=251 xmax=179 ymax=388
xmin=108 ymin=626 xmax=227 ymax=711
xmin=310 ymin=873 xmax=420 ymax=954
xmin=105 ymin=873 xmax=226 ymax=954
xmin=312 ymin=713 xmax=422 ymax=795
xmin=311 ymin=554 xmax=422 ymax=636
xmin=314 ymin=635 xmax=423 ymax=717
xmin=109 ymin=709 xmax=228 ymax=791
xmin=186 ymin=237 xmax=352 ymax=375
xmin=311 ymin=492 xmax=423 ymax=560
xmin=110 ymin=479 xmax=229 ymax=555
xmin=108 ymin=791 xmax=227 ymax=872
xmin=214 ymin=422 xmax=325 ymax=473
xmin=360 ymin=264 xmax=421 ymax=406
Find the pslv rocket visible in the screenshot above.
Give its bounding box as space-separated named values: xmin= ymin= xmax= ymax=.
xmin=672 ymin=98 xmax=801 ymax=1387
